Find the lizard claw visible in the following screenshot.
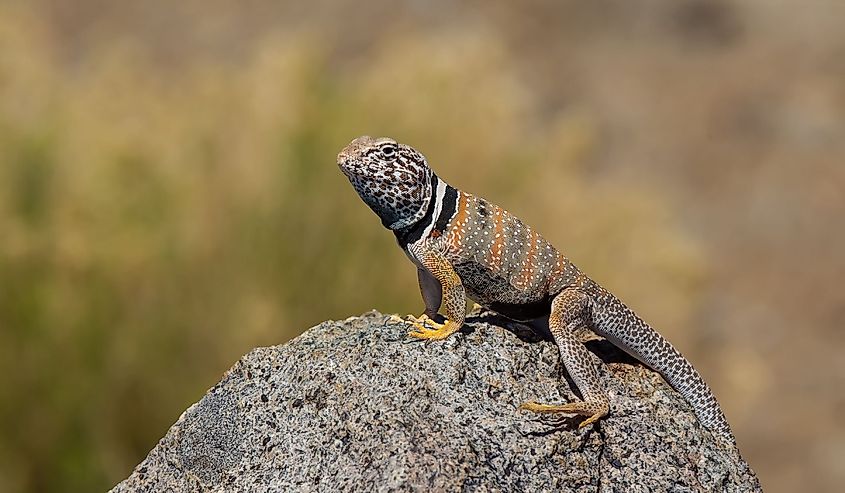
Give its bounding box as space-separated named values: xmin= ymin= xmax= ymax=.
xmin=399 ymin=315 xmax=460 ymax=340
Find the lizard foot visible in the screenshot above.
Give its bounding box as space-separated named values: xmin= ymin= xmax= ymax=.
xmin=406 ymin=316 xmax=461 ymax=340
xmin=389 ymin=314 xmax=460 ymax=340
xmin=519 ymin=400 xmax=609 ymax=428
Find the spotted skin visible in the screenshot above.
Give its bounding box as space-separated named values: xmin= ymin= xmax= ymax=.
xmin=338 ymin=136 xmax=737 ymax=448
xmin=338 ymin=136 xmax=433 ymax=230
xmin=521 ymin=288 xmax=610 ymax=428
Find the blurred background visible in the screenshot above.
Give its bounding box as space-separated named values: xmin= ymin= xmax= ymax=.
xmin=0 ymin=0 xmax=842 ymax=491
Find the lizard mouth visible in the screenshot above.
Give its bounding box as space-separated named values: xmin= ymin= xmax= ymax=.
xmin=336 ymin=153 xmax=356 ymax=177
xmin=337 ymin=135 xmax=376 ymax=177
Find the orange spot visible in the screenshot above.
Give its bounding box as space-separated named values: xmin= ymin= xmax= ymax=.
xmin=448 ymin=194 xmax=470 ymax=251
xmin=515 ymin=231 xmax=538 ymax=287
xmin=487 ymin=206 xmax=506 ymax=271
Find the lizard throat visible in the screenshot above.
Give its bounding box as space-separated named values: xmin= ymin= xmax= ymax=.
xmin=394 ymin=175 xmax=459 ymax=247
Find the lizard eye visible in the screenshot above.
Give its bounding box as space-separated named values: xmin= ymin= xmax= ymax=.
xmin=380 ymin=145 xmax=396 ymax=158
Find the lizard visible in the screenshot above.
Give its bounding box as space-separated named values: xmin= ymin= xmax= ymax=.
xmin=337 ymin=135 xmax=738 ymax=449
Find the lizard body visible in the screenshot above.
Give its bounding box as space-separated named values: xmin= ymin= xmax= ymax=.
xmin=338 ymin=135 xmax=737 ymax=447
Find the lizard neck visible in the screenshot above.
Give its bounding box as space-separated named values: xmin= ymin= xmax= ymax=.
xmin=381 ymin=172 xmax=433 ymax=231
xmin=394 ymin=174 xmax=459 ymax=248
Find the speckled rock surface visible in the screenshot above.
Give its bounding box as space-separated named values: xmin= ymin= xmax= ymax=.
xmin=111 ymin=311 xmax=761 ymax=492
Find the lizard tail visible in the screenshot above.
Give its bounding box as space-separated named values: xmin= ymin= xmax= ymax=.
xmin=590 ymin=292 xmax=737 ymax=447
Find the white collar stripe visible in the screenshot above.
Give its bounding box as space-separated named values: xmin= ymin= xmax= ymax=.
xmin=421 ymin=179 xmax=447 ymax=238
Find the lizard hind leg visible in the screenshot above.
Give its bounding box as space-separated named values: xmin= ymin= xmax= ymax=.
xmin=519 ymin=288 xmax=610 ymax=428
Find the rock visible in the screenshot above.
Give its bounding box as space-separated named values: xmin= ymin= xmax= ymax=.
xmin=111 ymin=311 xmax=761 ymax=492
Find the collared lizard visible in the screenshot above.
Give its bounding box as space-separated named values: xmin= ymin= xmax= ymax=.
xmin=337 ymin=135 xmax=737 ymax=448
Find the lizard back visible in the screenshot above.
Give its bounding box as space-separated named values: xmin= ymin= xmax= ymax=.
xmin=438 ymin=190 xmax=582 ymax=320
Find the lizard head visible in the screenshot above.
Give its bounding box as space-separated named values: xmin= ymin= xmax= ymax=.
xmin=337 ymin=136 xmax=435 ymax=230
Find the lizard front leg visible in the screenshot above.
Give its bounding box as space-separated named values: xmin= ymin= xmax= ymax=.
xmin=389 ymin=267 xmax=444 ymax=332
xmin=403 ymin=241 xmax=465 ymax=340
xmin=416 ymin=266 xmax=443 ymax=320
xmin=520 ymin=288 xmax=610 ymax=428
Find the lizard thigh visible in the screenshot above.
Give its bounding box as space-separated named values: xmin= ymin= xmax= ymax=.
xmin=548 ymin=289 xmax=610 ymax=409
